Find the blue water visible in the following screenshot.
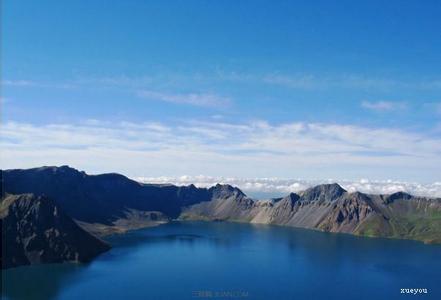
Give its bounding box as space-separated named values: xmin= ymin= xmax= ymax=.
xmin=2 ymin=221 xmax=440 ymax=300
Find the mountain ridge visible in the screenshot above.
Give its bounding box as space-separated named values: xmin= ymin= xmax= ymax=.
xmin=2 ymin=166 xmax=237 ymax=224
xmin=181 ymin=181 xmax=441 ymax=244
xmin=2 ymin=166 xmax=441 ymax=248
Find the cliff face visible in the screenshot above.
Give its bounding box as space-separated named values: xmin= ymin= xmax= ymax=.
xmin=1 ymin=166 xmax=248 ymax=236
xmin=1 ymin=194 xmax=110 ymax=269
xmin=182 ymin=184 xmax=441 ymax=244
xmin=1 ymin=166 xmax=225 ymax=225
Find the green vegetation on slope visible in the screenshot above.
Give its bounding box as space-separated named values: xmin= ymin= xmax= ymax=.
xmin=356 ymin=206 xmax=441 ymax=244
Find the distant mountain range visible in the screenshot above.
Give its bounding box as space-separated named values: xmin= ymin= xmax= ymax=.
xmin=2 ymin=166 xmax=440 ymax=268
xmin=181 ymin=183 xmax=441 ymax=244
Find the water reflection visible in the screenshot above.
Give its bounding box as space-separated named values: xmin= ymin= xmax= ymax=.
xmin=105 ymin=221 xmax=441 ymax=268
xmin=2 ymin=263 xmax=87 ymax=300
xmin=2 ymin=221 xmax=440 ymax=300
xmin=104 ymin=222 xmax=237 ymax=250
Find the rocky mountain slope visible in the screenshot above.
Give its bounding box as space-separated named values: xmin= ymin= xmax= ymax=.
xmin=181 ymin=184 xmax=441 ymax=244
xmin=3 ymin=166 xmax=225 ymax=223
xmin=1 ymin=193 xmax=110 ymax=269
xmin=1 ymin=166 xmax=244 ymax=234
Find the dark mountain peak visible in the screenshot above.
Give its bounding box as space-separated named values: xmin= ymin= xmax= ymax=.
xmin=175 ymin=184 xmax=211 ymax=207
xmin=212 ymin=183 xmax=240 ymax=191
xmin=209 ymin=184 xmax=246 ymax=199
xmin=175 ymin=183 xmax=199 ymax=193
xmin=189 ymin=183 xmax=197 ymax=189
xmin=9 ymin=165 xmax=87 ymax=181
xmin=35 ymin=165 xmax=82 ymax=174
xmin=278 ymin=193 xmax=300 ymax=206
xmin=301 ymin=183 xmax=346 ymax=202
xmin=286 ymin=192 xmax=300 ymax=202
xmin=385 ymin=191 xmax=413 ymax=204
xmin=176 ymin=184 xmax=199 ymax=194
xmin=92 ymin=172 xmax=135 ymax=184
xmin=4 ymin=166 xmax=243 ymax=223
xmin=1 ymin=193 xmax=110 ymax=269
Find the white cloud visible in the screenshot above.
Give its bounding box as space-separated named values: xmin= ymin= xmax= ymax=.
xmin=258 ymin=73 xmax=441 ymax=91
xmin=137 ymin=90 xmax=231 ymax=108
xmin=2 ymin=80 xmax=37 ymax=87
xmin=7 ymin=73 xmax=441 ymax=93
xmin=1 ymin=120 xmax=440 ymax=184
xmin=262 ymin=74 xmax=319 ymax=89
xmin=437 ymin=103 xmax=441 ymax=115
xmin=361 ymin=101 xmax=407 ymax=112
xmin=0 ymin=96 xmax=11 ymax=104
xmin=2 ymin=79 xmax=74 ymax=89
xmin=261 ymin=73 xmax=398 ymax=90
xmin=135 ymin=176 xmax=441 ymax=198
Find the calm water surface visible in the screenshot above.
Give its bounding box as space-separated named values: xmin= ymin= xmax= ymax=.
xmin=2 ymin=221 xmax=440 ymax=300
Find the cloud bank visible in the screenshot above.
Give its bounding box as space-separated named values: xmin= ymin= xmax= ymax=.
xmin=361 ymin=101 xmax=407 ymax=112
xmin=1 ymin=119 xmax=440 ymax=183
xmin=137 ymin=90 xmax=231 ymax=108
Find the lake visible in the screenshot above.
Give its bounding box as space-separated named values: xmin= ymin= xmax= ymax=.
xmin=2 ymin=221 xmax=440 ymax=300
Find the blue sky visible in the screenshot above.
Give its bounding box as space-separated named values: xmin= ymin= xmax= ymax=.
xmin=2 ymin=0 xmax=441 ymax=184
